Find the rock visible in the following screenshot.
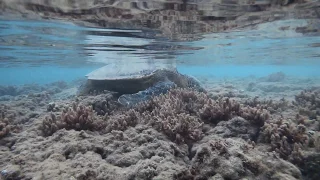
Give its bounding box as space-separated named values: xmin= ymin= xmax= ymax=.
xmin=210 ymin=117 xmax=260 ymax=141
xmin=299 ymin=153 xmax=320 ymax=180
xmin=1 ymin=165 xmax=23 ymax=180
xmin=47 ymin=102 xmax=55 ymax=112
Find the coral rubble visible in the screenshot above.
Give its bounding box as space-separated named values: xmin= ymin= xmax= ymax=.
xmin=188 ymin=136 xmax=302 ymax=180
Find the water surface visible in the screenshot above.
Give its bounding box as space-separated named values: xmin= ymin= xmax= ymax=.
xmin=0 ymin=0 xmax=320 ymax=86
xmin=0 ymin=17 xmax=319 ymax=86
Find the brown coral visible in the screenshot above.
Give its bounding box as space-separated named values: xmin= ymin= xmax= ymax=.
xmin=0 ymin=106 xmax=21 ymax=139
xmin=259 ymin=117 xmax=309 ymax=163
xmin=40 ymin=88 xmax=271 ymax=144
xmin=199 ymin=97 xmax=240 ymax=123
xmin=40 ymin=113 xmax=64 ymax=137
xmin=244 ymin=96 xmax=289 ymax=113
xmin=133 ymin=88 xmax=269 ymax=143
xmin=136 ymin=89 xmax=205 ymax=143
xmin=40 ymin=103 xmax=106 ymax=136
xmin=104 ymin=109 xmax=139 ymax=133
xmin=0 ymin=113 xmax=10 ymax=139
xmin=294 ymin=88 xmax=320 ymax=119
xmin=199 ymin=96 xmax=269 ymax=127
xmin=61 ymin=103 xmax=105 ymax=131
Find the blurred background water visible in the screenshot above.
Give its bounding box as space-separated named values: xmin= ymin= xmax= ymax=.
xmin=0 ymin=0 xmax=319 ymax=85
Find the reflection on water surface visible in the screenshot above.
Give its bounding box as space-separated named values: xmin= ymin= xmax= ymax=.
xmin=0 ymin=0 xmax=319 ymax=85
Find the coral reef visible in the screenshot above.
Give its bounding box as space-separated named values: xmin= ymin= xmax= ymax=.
xmin=60 ymin=103 xmax=105 ymax=131
xmin=0 ymin=112 xmax=10 ymax=139
xmin=243 ymin=96 xmax=289 ymax=113
xmin=136 ymin=89 xmax=206 ymax=143
xmin=299 ymin=152 xmax=320 ymax=180
xmin=1 ymin=127 xmax=189 ymax=180
xmin=104 ymin=109 xmax=139 ymax=133
xmin=294 ymin=88 xmax=320 ymax=119
xmin=40 ymin=103 xmax=106 ymax=136
xmin=77 ymin=93 xmax=121 ymax=116
xmin=2 ymin=79 xmax=320 ymax=180
xmin=181 ymin=136 xmax=302 ymax=180
xmin=42 ymin=88 xmax=270 ymax=144
xmin=73 ymin=88 xmax=207 ymax=143
xmin=0 ymin=105 xmax=21 ymax=140
xmin=1 ymin=126 xmax=304 ymax=180
xmin=131 ymin=88 xmax=269 ymax=143
xmin=199 ymin=96 xmax=269 ymax=127
xmin=47 ymin=102 xmax=59 ymax=112
xmin=259 ymin=117 xmax=310 ymax=164
xmin=210 ymin=116 xmax=260 ymax=141
xmin=27 ymin=91 xmax=51 ymax=105
xmin=297 ymin=132 xmax=320 ymax=179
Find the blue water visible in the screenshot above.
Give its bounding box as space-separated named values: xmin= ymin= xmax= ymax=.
xmin=1 ymin=18 xmax=320 ymax=86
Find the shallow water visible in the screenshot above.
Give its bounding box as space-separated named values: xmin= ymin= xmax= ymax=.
xmin=1 ymin=1 xmax=320 ymax=180
xmin=1 ymin=17 xmax=319 ymax=85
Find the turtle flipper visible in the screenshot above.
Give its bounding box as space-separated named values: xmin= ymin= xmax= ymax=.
xmin=118 ymin=80 xmax=176 ymax=107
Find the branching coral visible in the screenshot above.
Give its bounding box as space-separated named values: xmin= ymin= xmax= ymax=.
xmin=133 ymin=88 xmax=269 ymax=143
xmin=239 ymin=106 xmax=270 ymax=127
xmin=199 ymin=97 xmax=269 ymax=126
xmin=0 ymin=105 xmax=21 ymax=139
xmin=104 ymin=109 xmax=139 ymax=133
xmin=199 ymin=97 xmax=240 ymax=123
xmin=61 ymin=103 xmax=105 ymax=131
xmin=0 ymin=112 xmax=10 ymax=139
xmin=143 ymin=111 xmax=203 ymax=144
xmin=40 ymin=88 xmax=270 ymax=144
xmin=136 ymin=89 xmax=205 ymax=143
xmin=294 ymin=88 xmax=320 ymax=119
xmin=259 ymin=117 xmax=309 ymax=163
xmin=244 ymin=96 xmax=289 ymax=113
xmin=78 ymin=93 xmax=121 ymax=116
xmin=41 ymin=113 xmax=63 ymax=137
xmin=40 ymin=103 xmax=106 ymax=136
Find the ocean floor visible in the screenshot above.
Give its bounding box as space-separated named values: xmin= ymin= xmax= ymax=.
xmin=0 ymin=72 xmax=320 ymax=180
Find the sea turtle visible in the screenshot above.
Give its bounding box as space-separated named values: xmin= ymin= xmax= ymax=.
xmin=78 ymin=63 xmax=206 ymax=107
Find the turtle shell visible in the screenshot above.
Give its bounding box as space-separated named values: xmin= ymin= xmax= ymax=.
xmin=86 ymin=63 xmax=173 ymax=80
xmin=82 ymin=63 xmax=177 ymax=95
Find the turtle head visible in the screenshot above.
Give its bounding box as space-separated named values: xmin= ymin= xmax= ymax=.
xmin=184 ymin=75 xmax=207 ymax=93
xmin=76 ymin=80 xmax=92 ymax=96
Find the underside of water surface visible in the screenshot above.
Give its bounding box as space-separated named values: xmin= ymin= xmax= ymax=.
xmin=0 ymin=0 xmax=320 ymax=180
